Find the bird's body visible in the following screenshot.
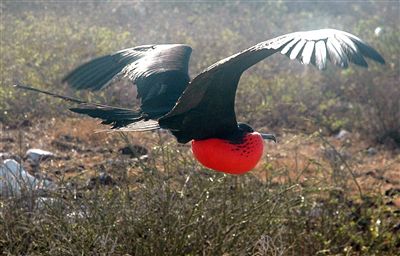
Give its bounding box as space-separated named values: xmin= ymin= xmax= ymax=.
xmin=16 ymin=29 xmax=385 ymax=174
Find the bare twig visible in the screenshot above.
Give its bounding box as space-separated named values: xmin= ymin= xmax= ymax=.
xmin=318 ymin=133 xmax=363 ymax=198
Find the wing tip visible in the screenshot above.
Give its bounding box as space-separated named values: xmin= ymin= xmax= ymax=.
xmin=374 ymin=54 xmax=386 ymax=65
xmin=280 ymin=29 xmax=386 ymax=70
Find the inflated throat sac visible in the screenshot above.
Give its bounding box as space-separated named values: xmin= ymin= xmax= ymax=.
xmin=191 ymin=132 xmax=264 ymax=174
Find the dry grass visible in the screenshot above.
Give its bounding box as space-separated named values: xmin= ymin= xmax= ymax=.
xmin=1 ymin=118 xmax=399 ymax=255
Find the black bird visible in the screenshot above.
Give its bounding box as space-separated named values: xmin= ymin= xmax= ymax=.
xmin=16 ymin=29 xmax=385 ymax=174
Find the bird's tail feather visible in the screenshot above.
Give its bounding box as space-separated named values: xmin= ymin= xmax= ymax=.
xmin=70 ymin=105 xmax=144 ymax=129
xmin=69 ymin=106 xmax=160 ymax=131
xmin=13 ymin=84 xmax=159 ymax=131
xmin=13 ymin=84 xmax=88 ymax=104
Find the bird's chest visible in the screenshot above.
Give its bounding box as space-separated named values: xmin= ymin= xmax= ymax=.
xmin=191 ymin=132 xmax=264 ymax=174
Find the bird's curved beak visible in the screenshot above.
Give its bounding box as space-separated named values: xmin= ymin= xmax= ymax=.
xmin=261 ymin=133 xmax=277 ymax=143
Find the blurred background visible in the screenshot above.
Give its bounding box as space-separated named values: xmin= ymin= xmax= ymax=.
xmin=1 ymin=1 xmax=399 ymax=255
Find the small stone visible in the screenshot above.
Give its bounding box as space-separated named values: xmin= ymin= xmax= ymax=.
xmin=366 ymin=147 xmax=378 ymax=156
xmin=335 ymin=129 xmax=350 ymax=140
xmin=25 ymin=148 xmax=54 ymax=164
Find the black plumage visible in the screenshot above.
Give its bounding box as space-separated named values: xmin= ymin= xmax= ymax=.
xmin=60 ymin=29 xmax=384 ymax=143
xmin=64 ymin=44 xmax=191 ymax=121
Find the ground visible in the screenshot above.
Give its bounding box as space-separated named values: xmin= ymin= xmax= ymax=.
xmin=1 ymin=117 xmax=399 ymax=199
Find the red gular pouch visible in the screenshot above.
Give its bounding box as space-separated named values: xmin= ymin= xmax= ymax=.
xmin=191 ymin=132 xmax=264 ymax=174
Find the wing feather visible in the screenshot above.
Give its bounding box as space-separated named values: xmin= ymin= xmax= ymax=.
xmin=327 ymin=37 xmax=348 ymax=68
xmin=281 ymin=37 xmax=301 ymax=55
xmin=314 ymin=40 xmax=327 ymax=69
xmin=335 ymin=33 xmax=368 ymax=67
xmin=343 ymin=32 xmax=385 ymax=64
xmin=116 ymin=120 xmax=160 ymax=132
xmin=62 ymin=44 xmax=191 ymax=132
xmin=63 ymin=47 xmax=146 ymax=90
xmin=289 ymin=39 xmax=307 ymax=60
xmin=63 ymin=44 xmax=192 ymax=121
xmin=301 ymin=41 xmax=315 ymax=64
xmin=160 ymin=29 xmax=385 ymax=142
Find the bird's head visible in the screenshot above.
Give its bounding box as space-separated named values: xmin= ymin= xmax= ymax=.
xmin=238 ymin=123 xmax=276 ymax=143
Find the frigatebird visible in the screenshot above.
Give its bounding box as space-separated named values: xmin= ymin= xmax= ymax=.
xmin=15 ymin=29 xmax=385 ymax=174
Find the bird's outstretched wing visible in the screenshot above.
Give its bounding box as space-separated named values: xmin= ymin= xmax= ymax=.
xmin=63 ymin=44 xmax=192 ymax=121
xmin=159 ymin=29 xmax=385 ymax=142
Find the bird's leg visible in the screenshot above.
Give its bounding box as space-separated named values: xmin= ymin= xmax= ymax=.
xmin=261 ymin=133 xmax=277 ymax=143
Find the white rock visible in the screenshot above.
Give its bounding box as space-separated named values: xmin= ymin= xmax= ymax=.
xmin=335 ymin=129 xmax=350 ymax=140
xmin=25 ymin=148 xmax=54 ymax=164
xmin=0 ymin=152 xmax=12 ymax=160
xmin=0 ymin=159 xmax=53 ymax=196
xmin=367 ymin=147 xmax=378 ymax=156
